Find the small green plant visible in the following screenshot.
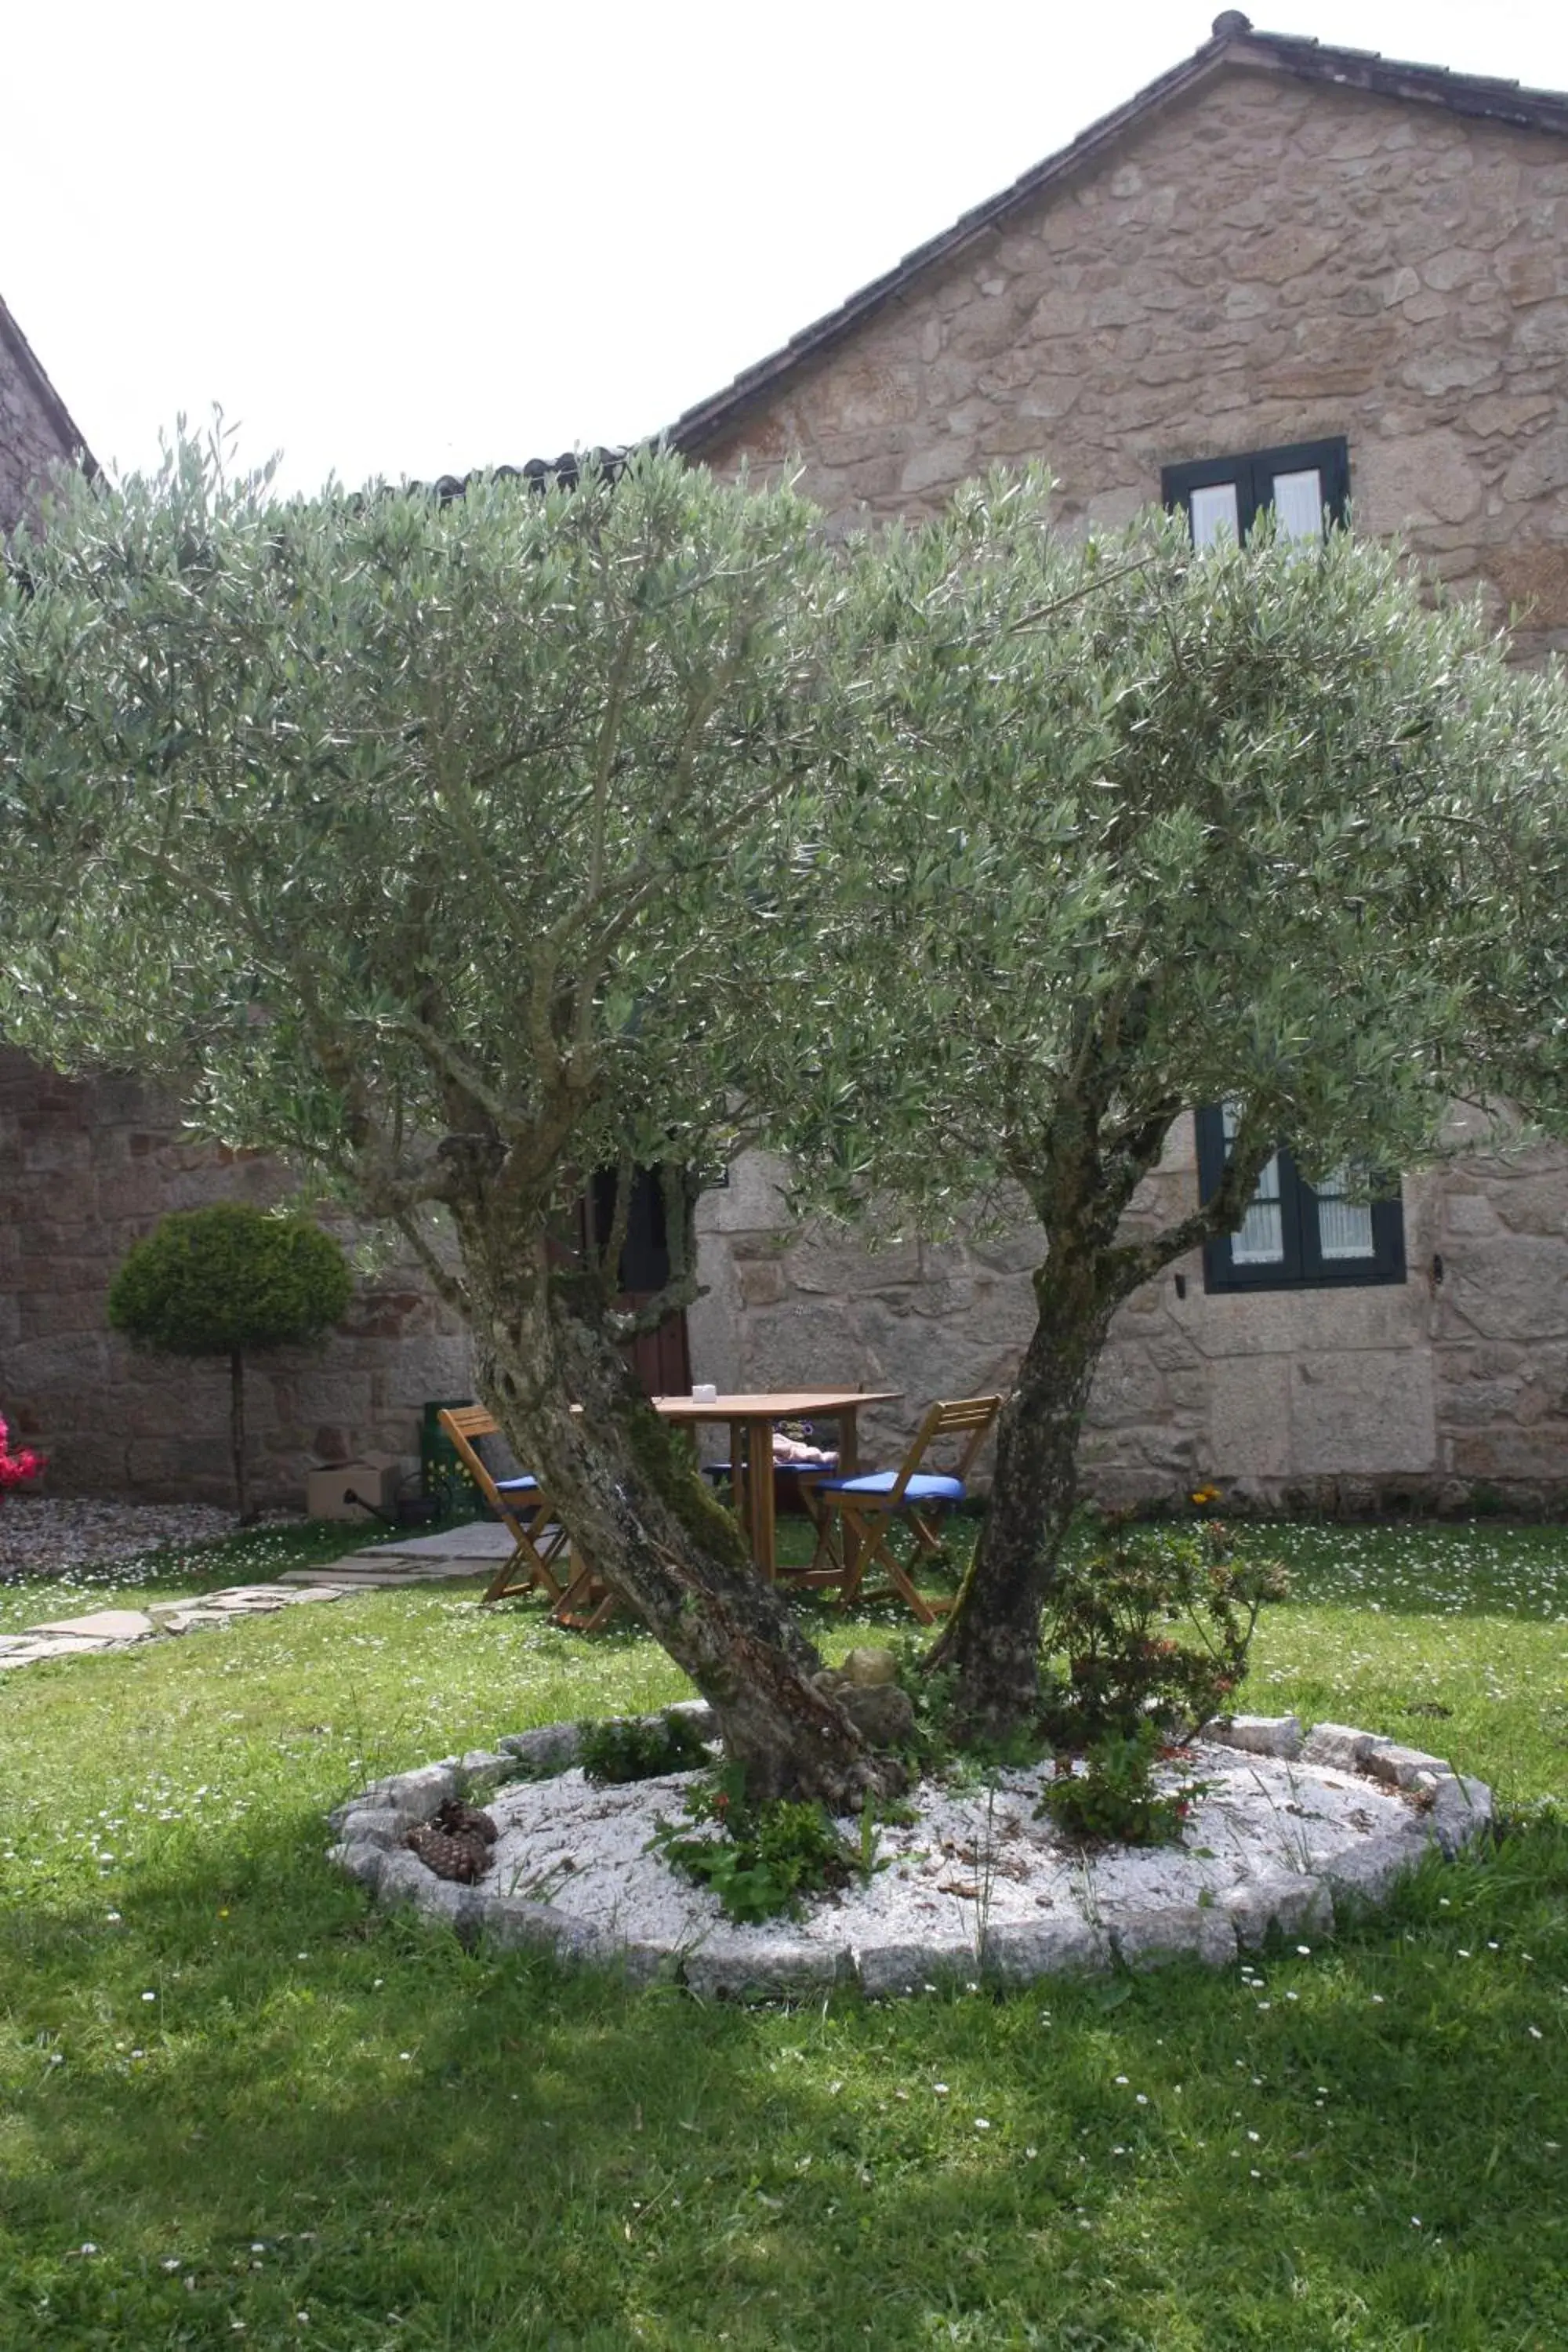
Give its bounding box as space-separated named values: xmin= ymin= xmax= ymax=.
xmin=1038 ymin=1722 xmax=1209 ymax=1849
xmin=648 ymin=1762 xmax=852 ymax=1922
xmin=856 ymin=1800 xmax=884 ymax=1887
xmin=892 ymin=1651 xmax=967 ymax=1772
xmin=577 ymin=1709 xmax=713 ymax=1784
xmin=1040 ymin=1519 xmax=1287 ymax=1748
xmin=851 ymin=1793 xmax=913 ymax=1886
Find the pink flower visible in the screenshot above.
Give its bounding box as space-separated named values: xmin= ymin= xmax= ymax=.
xmin=0 ymin=1414 xmax=45 ymax=1492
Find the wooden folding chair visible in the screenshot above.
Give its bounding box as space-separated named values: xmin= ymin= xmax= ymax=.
xmin=811 ymin=1395 xmax=1003 ymax=1624
xmin=436 ymin=1406 xmax=617 ymax=1631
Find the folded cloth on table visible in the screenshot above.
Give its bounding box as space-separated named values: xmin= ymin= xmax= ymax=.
xmin=771 ymin=1432 xmax=838 ymax=1467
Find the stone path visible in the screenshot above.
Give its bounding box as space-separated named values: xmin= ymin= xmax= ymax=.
xmin=0 ymin=1523 xmax=521 ymax=1671
xmin=277 ymin=1521 xmax=517 ymax=1589
xmin=0 ymin=1581 xmax=357 ymax=1669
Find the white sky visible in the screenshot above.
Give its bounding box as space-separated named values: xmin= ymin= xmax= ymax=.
xmin=5 ymin=0 xmax=1566 ymax=494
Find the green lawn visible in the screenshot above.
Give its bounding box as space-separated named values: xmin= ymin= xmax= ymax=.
xmin=2 ymin=1519 xmax=1566 ymax=2351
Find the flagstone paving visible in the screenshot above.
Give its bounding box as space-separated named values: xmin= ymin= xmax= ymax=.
xmin=276 ymin=1523 xmax=516 ymax=1588
xmin=0 ymin=1582 xmax=358 ymax=1669
xmin=0 ymin=1523 xmax=525 ymax=1670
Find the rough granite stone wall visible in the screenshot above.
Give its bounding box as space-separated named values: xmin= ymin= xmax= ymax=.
xmin=0 ymin=1050 xmax=471 ymax=1506
xmin=685 ymin=64 xmax=1568 ymax=1509
xmin=690 ymin=1124 xmax=1568 ymax=1515
xmin=0 ymin=308 xmax=82 ymax=535
xmin=700 ymin=68 xmax=1568 ymax=659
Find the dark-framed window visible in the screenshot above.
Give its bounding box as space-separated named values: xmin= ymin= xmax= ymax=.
xmin=1163 ymin=437 xmax=1349 ymax=550
xmin=1170 ymin=437 xmax=1391 ymax=1291
xmin=1195 ymin=1105 xmax=1406 ymax=1293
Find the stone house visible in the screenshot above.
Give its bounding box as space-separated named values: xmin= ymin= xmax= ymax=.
xmin=670 ymin=12 xmax=1568 ymax=1515
xmin=5 ymin=13 xmax=1568 ymax=1510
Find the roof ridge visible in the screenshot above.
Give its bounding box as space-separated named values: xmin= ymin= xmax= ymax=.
xmin=664 ymin=17 xmax=1568 ymax=459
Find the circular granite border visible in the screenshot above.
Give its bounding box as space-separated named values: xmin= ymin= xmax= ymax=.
xmin=325 ymin=1706 xmax=1494 ymax=2002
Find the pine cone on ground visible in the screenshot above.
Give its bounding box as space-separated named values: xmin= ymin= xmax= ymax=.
xmin=405 ymin=1798 xmax=499 ymax=1883
xmin=433 ymin=1798 xmax=499 ymax=1843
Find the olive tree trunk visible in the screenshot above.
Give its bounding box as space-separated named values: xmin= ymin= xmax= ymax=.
xmin=925 ymin=1253 xmax=1113 ymax=1742
xmin=926 ymin=1098 xmax=1274 ymax=1744
xmin=451 ymin=1194 xmax=899 ymax=1809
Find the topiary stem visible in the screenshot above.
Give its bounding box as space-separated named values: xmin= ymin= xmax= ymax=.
xmin=230 ymin=1348 xmax=254 ymax=1525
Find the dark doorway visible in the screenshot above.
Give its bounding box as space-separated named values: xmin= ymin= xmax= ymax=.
xmin=583 ymin=1166 xmax=692 ymax=1396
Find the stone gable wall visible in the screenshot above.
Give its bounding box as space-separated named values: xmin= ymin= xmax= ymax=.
xmin=702 ymin=68 xmax=1568 ymax=659
xmin=685 ymin=66 xmax=1568 ymax=1510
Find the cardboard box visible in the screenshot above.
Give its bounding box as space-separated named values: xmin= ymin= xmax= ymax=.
xmin=307 ymin=1454 xmax=404 ymax=1522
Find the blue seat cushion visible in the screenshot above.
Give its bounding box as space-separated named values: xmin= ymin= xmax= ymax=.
xmin=494 ymin=1475 xmax=542 ymax=1497
xmin=819 ymin=1471 xmax=964 ymax=1503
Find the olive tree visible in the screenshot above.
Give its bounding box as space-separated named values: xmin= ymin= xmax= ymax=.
xmin=783 ymin=470 xmax=1567 ymax=1740
xmin=0 ymin=435 xmax=894 ymax=1805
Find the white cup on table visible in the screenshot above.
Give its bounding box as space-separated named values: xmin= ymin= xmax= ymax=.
xmin=691 ymin=1383 xmax=719 ymax=1403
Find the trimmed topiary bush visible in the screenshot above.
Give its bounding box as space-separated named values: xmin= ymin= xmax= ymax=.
xmin=107 ymin=1203 xmax=354 ymax=1521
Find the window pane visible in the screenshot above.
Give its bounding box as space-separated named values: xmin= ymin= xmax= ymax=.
xmin=1271 ymin=468 xmax=1324 ymax=543
xmin=1221 ymin=1105 xmax=1286 ymax=1261
xmin=1190 ymin=481 xmax=1240 ymax=549
xmin=1315 ymin=1164 xmax=1376 ymax=1260
xmin=1232 ymin=1156 xmax=1286 ymax=1263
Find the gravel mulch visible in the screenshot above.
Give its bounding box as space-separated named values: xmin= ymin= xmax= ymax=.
xmin=335 ymin=1713 xmax=1494 ymax=1998
xmin=0 ymin=1496 xmax=244 ymax=1581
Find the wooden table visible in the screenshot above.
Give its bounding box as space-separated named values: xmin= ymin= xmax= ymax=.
xmin=652 ymin=1390 xmax=902 ymax=1579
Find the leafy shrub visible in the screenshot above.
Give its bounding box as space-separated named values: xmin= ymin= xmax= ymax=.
xmin=648 ymin=1763 xmax=852 ymax=1922
xmin=1037 ymin=1722 xmax=1208 ymax=1848
xmin=108 ymin=1203 xmax=354 ymax=1356
xmin=577 ymin=1710 xmax=713 ymax=1785
xmin=1040 ymin=1519 xmax=1287 ymax=1749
